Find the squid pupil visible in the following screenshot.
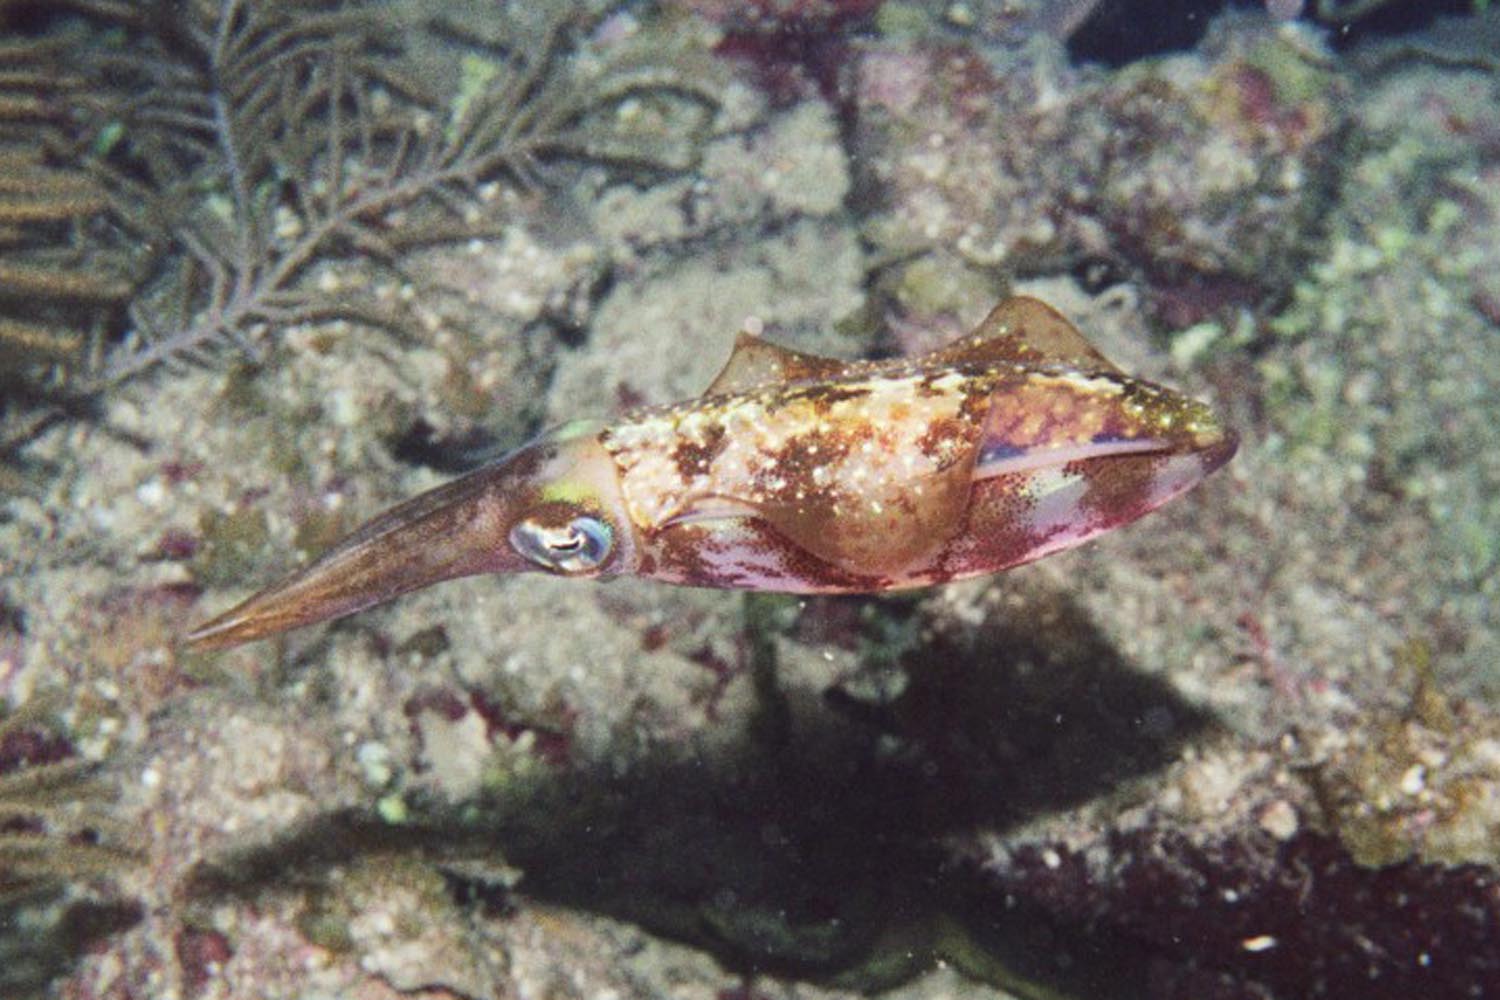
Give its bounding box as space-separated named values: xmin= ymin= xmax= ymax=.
xmin=562 ymin=518 xmax=610 ymax=560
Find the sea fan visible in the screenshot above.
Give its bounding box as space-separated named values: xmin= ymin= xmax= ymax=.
xmin=0 ymin=698 xmax=139 ymax=999
xmin=0 ymin=700 xmax=131 ymax=908
xmin=97 ymin=0 xmax=721 ymax=380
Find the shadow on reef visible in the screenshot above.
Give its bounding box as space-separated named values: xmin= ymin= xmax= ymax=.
xmin=183 ymin=591 xmax=1218 ymax=996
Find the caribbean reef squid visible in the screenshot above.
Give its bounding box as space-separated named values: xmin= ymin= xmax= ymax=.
xmin=188 ymin=297 xmax=1237 ymax=649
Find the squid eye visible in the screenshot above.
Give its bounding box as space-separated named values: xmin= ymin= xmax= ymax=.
xmin=510 ymin=515 xmax=613 ymax=574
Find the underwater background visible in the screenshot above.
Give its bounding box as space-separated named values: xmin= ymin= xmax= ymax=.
xmin=2 ymin=0 xmax=1498 ymax=997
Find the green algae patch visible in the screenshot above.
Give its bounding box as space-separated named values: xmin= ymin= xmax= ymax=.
xmin=1313 ymin=644 xmax=1500 ymax=869
xmin=193 ymin=507 xmax=273 ymax=591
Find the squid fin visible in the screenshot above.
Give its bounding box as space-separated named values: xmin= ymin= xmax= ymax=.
xmin=927 ymin=296 xmax=1122 ymax=373
xmin=704 ymin=331 xmax=849 ymax=396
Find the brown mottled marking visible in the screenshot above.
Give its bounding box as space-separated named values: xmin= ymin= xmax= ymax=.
xmin=799 ymin=382 xmax=873 ymax=413
xmin=671 ymin=421 xmax=727 ymax=480
xmin=750 ymin=521 xmax=889 ymax=592
xmin=651 ymin=521 xmax=718 ymax=586
xmin=984 ymin=379 xmax=1128 ymax=452
xmin=774 ymin=428 xmax=856 ymax=482
xmin=1074 ymin=453 xmax=1163 ymax=524
xmin=916 ymin=416 xmax=973 ymax=464
xmin=916 ymin=370 xmax=953 ymax=398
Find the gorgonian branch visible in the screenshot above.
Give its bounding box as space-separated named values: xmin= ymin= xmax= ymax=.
xmin=99 ymin=0 xmax=720 ymax=384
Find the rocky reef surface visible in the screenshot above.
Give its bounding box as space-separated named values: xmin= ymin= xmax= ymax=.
xmin=2 ymin=2 xmax=1498 ymax=999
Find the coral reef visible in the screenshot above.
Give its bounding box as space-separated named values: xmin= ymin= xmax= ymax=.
xmin=3 ymin=3 xmax=1500 ymax=999
xmin=1258 ymin=58 xmax=1500 ymax=676
xmin=852 ymin=11 xmax=1345 ymax=342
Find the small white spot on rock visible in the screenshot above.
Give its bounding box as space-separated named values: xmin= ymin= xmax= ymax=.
xmin=1257 ymin=799 xmax=1299 ymax=841
xmin=136 ymin=477 xmax=166 ymax=508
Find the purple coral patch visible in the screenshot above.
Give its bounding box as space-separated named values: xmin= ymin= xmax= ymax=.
xmin=0 ymin=721 xmax=73 ymax=775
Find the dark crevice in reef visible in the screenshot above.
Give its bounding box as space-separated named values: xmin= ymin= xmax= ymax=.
xmin=1067 ymin=0 xmax=1483 ymax=66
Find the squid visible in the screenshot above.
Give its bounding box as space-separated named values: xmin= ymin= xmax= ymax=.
xmin=188 ymin=297 xmax=1237 ymax=649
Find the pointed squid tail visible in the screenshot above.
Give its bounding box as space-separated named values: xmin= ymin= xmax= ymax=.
xmin=185 ymin=466 xmax=524 ymax=649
